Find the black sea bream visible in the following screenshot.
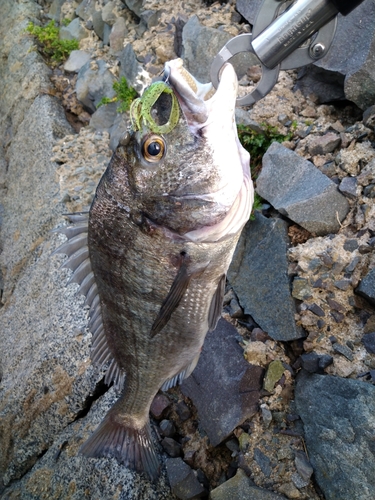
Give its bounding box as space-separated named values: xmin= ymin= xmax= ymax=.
xmin=56 ymin=58 xmax=254 ymax=479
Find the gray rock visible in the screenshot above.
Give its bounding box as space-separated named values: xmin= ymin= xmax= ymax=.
xmin=182 ymin=15 xmax=257 ymax=83
xmin=356 ymin=267 xmax=375 ymax=305
xmin=210 ymin=468 xmax=286 ymax=500
xmin=141 ymin=9 xmax=164 ymax=29
xmin=89 ymin=101 xmax=118 ymax=132
xmin=63 ymin=49 xmax=91 ymax=73
xmin=257 ymin=142 xmax=350 ymax=235
xmin=109 ymin=16 xmax=127 ymax=54
xmin=76 ymin=0 xmax=97 ymax=21
xmin=59 ymin=17 xmax=88 ymax=41
xmin=295 ymin=372 xmax=375 ymax=499
xmin=339 ymin=176 xmax=358 ymax=198
xmin=103 ymin=22 xmax=112 ymax=46
xmin=235 ymin=0 xmax=263 ymax=24
xmin=159 ymin=419 xmax=176 ymax=438
xmin=181 ymin=319 xmax=264 ymax=446
xmin=362 ymin=332 xmax=375 ymax=354
xmin=294 ymin=450 xmax=313 ymax=482
xmin=92 ymin=9 xmax=105 ymax=40
xmin=306 ymin=132 xmax=341 ymax=155
xmin=161 ymin=437 xmax=182 ymax=458
xmin=254 ymin=448 xmax=272 ymax=477
xmin=76 ymin=59 xmax=116 ymax=113
xmin=235 ymin=108 xmax=263 ymax=133
xmin=363 ymin=104 xmax=375 ymax=128
xmin=295 ymin=66 xmax=346 ymax=104
xmin=166 ymin=458 xmax=206 ymax=499
xmin=109 ymin=112 xmax=129 ymax=151
xmin=228 ymin=213 xmax=304 ymax=341
xmin=102 ymin=1 xmax=118 ymax=26
xmin=124 ymin=0 xmax=143 ymax=18
xmin=47 ymin=0 xmax=66 ymax=21
xmin=119 ymin=43 xmax=145 ymax=93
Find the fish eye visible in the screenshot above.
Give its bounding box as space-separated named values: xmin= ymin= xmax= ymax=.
xmin=142 ymin=135 xmax=166 ymax=163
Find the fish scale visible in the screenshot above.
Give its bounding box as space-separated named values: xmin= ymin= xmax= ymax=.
xmin=54 ymin=58 xmax=254 ymax=479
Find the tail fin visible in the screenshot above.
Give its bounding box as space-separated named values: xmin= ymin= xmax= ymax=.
xmin=80 ymin=416 xmax=160 ymax=481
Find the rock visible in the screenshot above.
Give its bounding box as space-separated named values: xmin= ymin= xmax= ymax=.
xmin=306 ymin=132 xmax=341 ymax=155
xmin=294 ymin=450 xmax=313 ymax=482
xmin=228 ymin=213 xmax=304 ymax=341
xmin=363 ymin=104 xmax=375 ymax=127
xmin=47 ymin=0 xmax=66 ymax=21
xmin=59 ymin=17 xmax=89 ymax=41
xmin=166 ymin=458 xmax=206 ymax=499
xmin=254 ymin=448 xmax=272 ymax=477
xmin=159 ymin=419 xmax=176 ymax=438
xmin=109 ymin=112 xmax=129 ymax=151
xmin=296 ymin=371 xmax=375 ymax=500
xmin=339 ymin=176 xmax=358 ymax=199
xmin=235 ymin=0 xmax=263 ymax=24
xmin=150 ymin=393 xmax=171 ymax=419
xmin=109 ymin=16 xmax=127 ymax=54
xmin=182 ymin=15 xmax=257 ymax=83
xmin=176 ymin=401 xmax=191 ymax=422
xmin=263 ymin=360 xmax=285 ymax=392
xmin=102 ymin=1 xmax=118 ymax=25
xmin=89 ymin=102 xmax=118 ymax=132
xmin=119 ymin=43 xmax=149 ymax=93
xmin=181 ymin=319 xmax=264 ymax=446
xmin=161 ymin=437 xmax=182 ymax=458
xmin=300 ymin=352 xmax=332 ymax=374
xmin=63 ymin=49 xmax=91 ymax=72
xmin=235 ymin=109 xmax=263 ymax=133
xmin=76 ymin=0 xmax=96 ymax=21
xmin=292 ymin=277 xmax=312 ymax=300
xmin=92 ymin=9 xmax=105 ymax=39
xmin=209 ymin=468 xmax=286 ymax=500
xmin=355 ymin=268 xmax=375 ymax=305
xmin=124 ymin=0 xmax=143 ymax=18
xmin=257 ymin=142 xmax=350 ymax=235
xmin=295 ymin=66 xmax=345 ymax=104
xmin=362 ymin=332 xmax=375 ymax=354
xmin=76 ymin=60 xmax=116 ymax=113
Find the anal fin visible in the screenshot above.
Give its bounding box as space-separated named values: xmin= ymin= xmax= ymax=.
xmin=161 ymin=350 xmax=201 ymax=391
xmin=208 ymin=274 xmax=226 ymax=332
xmin=80 ymin=414 xmax=159 ymax=481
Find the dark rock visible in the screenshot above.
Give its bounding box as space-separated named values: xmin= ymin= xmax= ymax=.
xmin=176 ymin=401 xmax=191 ymax=422
xmin=118 ymin=43 xmax=145 ymax=93
xmin=210 ymin=468 xmax=286 ymax=499
xmin=334 ymin=279 xmax=351 ymax=291
xmin=181 ymin=319 xmax=264 ymax=446
xmin=257 ymin=142 xmax=350 ymax=235
xmin=307 ymin=132 xmax=341 ymax=155
xmin=182 ymin=15 xmax=258 ymax=83
xmin=89 ymin=102 xmax=118 ymax=132
xmin=250 ymin=328 xmax=269 ymax=342
xmin=92 ymin=10 xmax=105 ymax=40
xmin=235 ymin=0 xmax=264 ymax=24
xmin=295 ymin=66 xmax=345 ymax=104
xmin=150 ymin=393 xmax=171 ymax=419
xmin=339 ymin=177 xmax=358 ymax=199
xmin=295 ymin=372 xmax=375 ymax=500
xmin=161 ymin=437 xmax=182 ymax=458
xmin=76 ymin=0 xmax=97 ymax=21
xmin=308 ymin=303 xmax=325 ymax=317
xmin=330 ymin=310 xmax=345 ymax=323
xmin=109 ymin=113 xmax=129 ymax=151
xmin=356 ymin=268 xmax=375 ymax=305
xmin=294 ymin=450 xmax=313 ymax=482
xmin=318 ymin=355 xmax=333 ymax=370
xmin=343 ymin=238 xmax=359 ymax=252
xmin=254 ymin=448 xmax=272 ymax=477
xmin=228 ymin=213 xmax=304 ymax=341
xmin=76 ymin=60 xmax=116 ymax=113
xmin=346 ymin=256 xmax=361 ymax=273
xmin=166 ymin=458 xmax=206 ymax=499
xmin=363 ymin=104 xmax=375 ymax=128
xmin=301 ymin=353 xmax=323 ymax=373
xmin=362 ymin=332 xmax=375 ymax=354
xmin=159 ymin=419 xmax=176 ymax=438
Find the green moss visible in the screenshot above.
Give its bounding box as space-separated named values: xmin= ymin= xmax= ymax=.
xmin=26 ymin=20 xmax=79 ymax=63
xmin=97 ymin=77 xmax=138 ymax=113
xmin=250 ymin=192 xmax=264 ymax=220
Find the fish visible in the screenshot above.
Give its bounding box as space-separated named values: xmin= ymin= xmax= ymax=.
xmin=55 ymin=58 xmax=254 ymax=480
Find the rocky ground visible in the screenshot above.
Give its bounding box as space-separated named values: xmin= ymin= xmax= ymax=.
xmin=1 ymin=0 xmax=375 ymax=499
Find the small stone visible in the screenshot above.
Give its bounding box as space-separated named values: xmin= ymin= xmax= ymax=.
xmin=277 ymin=482 xmax=301 ymax=499
xmin=159 ymin=419 xmax=176 ymax=438
xmin=346 ymin=256 xmax=361 ymax=273
xmin=333 ymin=343 xmax=354 ymax=361
xmin=250 ymin=328 xmax=269 ymax=342
xmin=150 ymin=393 xmax=171 ymax=419
xmin=109 ymin=16 xmax=127 ymax=54
xmin=161 ymin=437 xmax=182 ymax=458
xmin=238 ymin=432 xmax=251 ymax=452
xmin=264 ymin=360 xmax=285 ymax=392
xmin=343 ymin=239 xmax=359 ymax=252
xmin=64 ymin=50 xmax=91 ymax=73
xmin=59 ymin=17 xmax=89 ymax=41
xmin=176 ymin=401 xmax=191 ymax=422
xmin=254 ymin=448 xmax=272 ymax=477
xmin=339 ymin=177 xmax=358 ymax=199
xmin=359 ymin=244 xmax=372 ymax=254
xmin=356 ymin=268 xmax=375 ymax=305
xmin=300 ymin=352 xmax=321 ymax=373
xmin=334 ymin=279 xmax=351 ymax=291
xmin=318 ymin=355 xmax=333 ymax=369
xmin=210 ymin=468 xmax=284 ymax=499
xmin=362 ymin=333 xmax=375 ymax=354
xmin=225 ymin=439 xmax=240 ymax=453
xmin=294 ymin=450 xmax=313 ymax=482
xmin=308 ymin=303 xmax=325 ymax=317
xmin=291 ymin=471 xmax=310 ymax=489
xmin=292 ymin=278 xmax=312 ymax=300
xmin=260 ymin=404 xmax=273 ymax=428
xmin=229 ymin=297 xmax=243 ymax=318
xmin=166 ymin=458 xmax=206 ymax=499
xmin=331 ymin=310 xmax=345 ymax=323
xmin=307 ymin=132 xmax=341 ymax=155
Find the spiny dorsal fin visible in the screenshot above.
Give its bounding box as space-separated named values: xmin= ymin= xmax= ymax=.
xmin=208 ymin=274 xmax=226 ymax=332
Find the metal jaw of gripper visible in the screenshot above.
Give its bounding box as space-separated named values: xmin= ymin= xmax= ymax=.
xmin=210 ymin=0 xmax=338 ymax=106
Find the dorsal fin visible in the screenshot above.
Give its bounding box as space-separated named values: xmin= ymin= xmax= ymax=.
xmin=53 ymin=213 xmax=124 ymax=390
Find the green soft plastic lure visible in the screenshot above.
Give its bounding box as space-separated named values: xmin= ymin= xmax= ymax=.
xmin=130 ymin=81 xmax=180 ymax=134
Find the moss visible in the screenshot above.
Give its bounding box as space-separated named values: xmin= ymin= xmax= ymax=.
xmin=26 ymin=20 xmax=79 ymax=63
xmin=97 ymin=77 xmax=138 ymax=113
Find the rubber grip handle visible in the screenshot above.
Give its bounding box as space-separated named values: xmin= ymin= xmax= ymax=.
xmin=329 ymin=0 xmax=365 ymax=16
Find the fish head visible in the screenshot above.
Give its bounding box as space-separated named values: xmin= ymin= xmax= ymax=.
xmin=111 ymin=58 xmax=253 ymax=241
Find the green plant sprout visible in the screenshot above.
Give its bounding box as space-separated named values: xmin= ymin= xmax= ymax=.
xmin=97 ymin=77 xmax=138 ymax=113
xmin=237 ymin=122 xmax=295 ymax=179
xmin=250 ymin=192 xmax=264 ymax=220
xmin=26 ymin=20 xmax=79 ymax=63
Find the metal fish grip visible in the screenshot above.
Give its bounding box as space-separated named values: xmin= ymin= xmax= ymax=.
xmin=211 ymin=0 xmax=338 ymax=106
